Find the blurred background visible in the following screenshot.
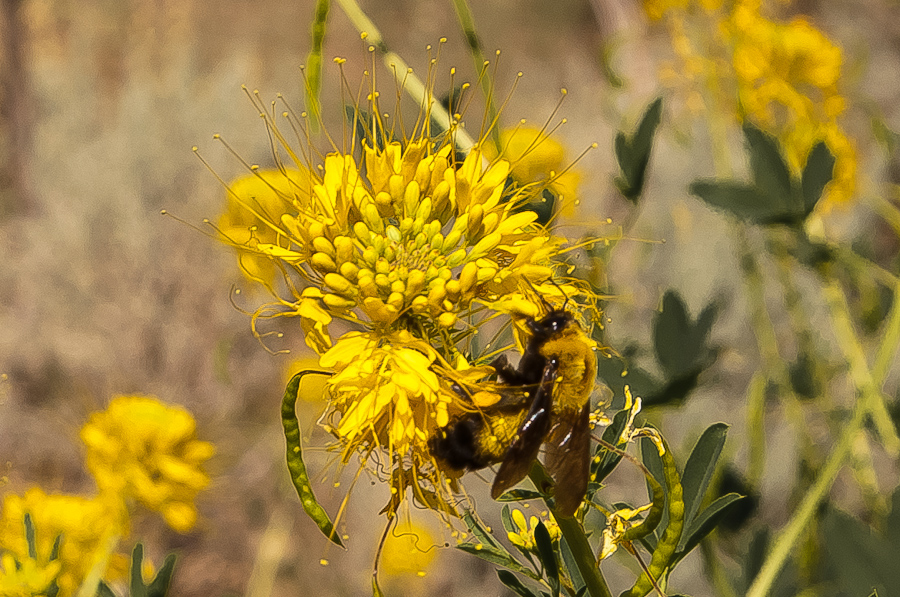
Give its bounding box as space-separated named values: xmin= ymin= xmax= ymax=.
xmin=1 ymin=0 xmax=899 ymax=595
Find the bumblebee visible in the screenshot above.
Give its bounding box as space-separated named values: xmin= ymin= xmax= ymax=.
xmin=430 ymin=307 xmax=597 ymax=516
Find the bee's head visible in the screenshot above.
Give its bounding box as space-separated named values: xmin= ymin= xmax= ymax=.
xmin=530 ymin=309 xmax=574 ymax=338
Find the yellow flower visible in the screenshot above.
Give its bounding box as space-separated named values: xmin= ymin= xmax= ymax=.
xmin=379 ymin=520 xmax=438 ymax=577
xmin=486 ymin=127 xmax=581 ymax=213
xmin=0 ymin=551 xmax=61 ymax=597
xmin=506 ymin=509 xmax=560 ymax=552
xmin=319 ymin=330 xmax=454 ymax=464
xmin=215 ymin=59 xmax=605 ymax=517
xmin=0 ymin=489 xmax=126 ymax=597
xmin=219 ymin=168 xmax=315 ymax=286
xmin=79 ymin=396 xmax=215 ymax=533
xmin=598 ymin=503 xmax=654 ymax=560
xmin=728 ymin=8 xmax=857 ymax=205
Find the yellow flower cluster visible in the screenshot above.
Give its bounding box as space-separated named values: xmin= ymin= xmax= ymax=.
xmin=220 ymin=168 xmax=314 ymax=286
xmin=216 ymin=59 xmax=603 ymax=517
xmin=486 ymin=126 xmax=581 ymax=214
xmin=236 ymin=138 xmax=557 ymax=354
xmin=646 ymin=0 xmax=857 ymax=206
xmin=729 ymin=2 xmax=856 ymax=204
xmin=506 ymin=508 xmax=560 ymax=551
xmin=0 ymin=550 xmax=61 ymax=597
xmin=81 ymin=395 xmax=215 ymax=533
xmin=0 ymin=489 xmax=126 ymax=597
xmin=1 ymin=396 xmax=213 ymax=595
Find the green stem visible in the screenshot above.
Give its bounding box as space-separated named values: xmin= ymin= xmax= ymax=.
xmin=820 ymin=273 xmax=899 ymax=455
xmin=746 ymin=269 xmax=900 ymax=597
xmin=528 ymin=467 xmax=613 ymax=597
xmin=745 ymin=387 xmax=867 ymax=597
xmin=333 ymin=0 xmax=476 ymax=154
xmin=449 ymin=0 xmax=501 ymax=150
xmin=872 ymin=279 xmax=900 ymax=385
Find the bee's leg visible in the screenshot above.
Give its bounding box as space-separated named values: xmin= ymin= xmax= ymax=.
xmin=490 ymin=354 xmax=527 ymax=385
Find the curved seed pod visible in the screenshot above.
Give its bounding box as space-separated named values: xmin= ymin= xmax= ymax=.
xmin=624 ymin=436 xmax=684 ymax=597
xmin=281 ymin=371 xmax=344 ymax=547
xmin=622 ymin=470 xmax=664 ymax=544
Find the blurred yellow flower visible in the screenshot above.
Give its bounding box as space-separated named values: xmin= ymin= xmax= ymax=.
xmin=0 ymin=551 xmax=61 ymax=597
xmin=0 ymin=489 xmax=126 ymax=597
xmin=380 ymin=520 xmax=437 ymax=577
xmin=486 ymin=127 xmax=581 ymax=213
xmin=598 ymin=503 xmax=653 ymax=560
xmin=729 ymin=6 xmax=857 ymax=205
xmin=220 ymin=168 xmax=315 ymax=286
xmin=79 ymin=396 xmax=215 ymax=533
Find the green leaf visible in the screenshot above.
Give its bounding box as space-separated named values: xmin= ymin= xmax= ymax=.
xmin=590 ymin=409 xmax=631 ymax=490
xmin=886 ymin=485 xmax=900 ymax=549
xmin=130 ymin=544 xmax=148 ymax=597
xmin=534 ymin=522 xmax=559 ymax=597
xmin=641 ymin=437 xmax=667 ymax=538
xmin=743 ymin=124 xmax=793 ymax=204
xmin=502 ymin=505 xmax=516 ymax=534
xmin=742 ymin=528 xmax=768 ymax=589
xmin=690 ymin=180 xmax=789 ymax=224
xmin=281 ymin=372 xmax=343 ymax=547
xmin=497 ymin=570 xmax=540 ymax=597
xmin=496 ymin=489 xmax=545 ymax=502
xmin=462 ymin=510 xmax=502 ymax=550
xmin=823 ymin=507 xmax=900 ymax=596
xmin=653 ymin=292 xmax=693 ymax=378
xmin=800 ymin=141 xmax=835 ymax=215
xmin=146 ymin=554 xmax=177 ymax=597
xmin=560 ymin=536 xmax=585 ymax=593
xmin=675 ymin=493 xmax=745 ymax=561
xmin=24 ymin=513 xmax=37 ymax=560
xmin=96 ymin=582 xmax=117 ymax=597
xmin=680 ymin=423 xmax=729 ymax=534
xmin=615 ymin=97 xmax=663 ymax=201
xmin=596 ymin=353 xmax=660 ymax=411
xmin=456 ymin=544 xmax=538 ymax=579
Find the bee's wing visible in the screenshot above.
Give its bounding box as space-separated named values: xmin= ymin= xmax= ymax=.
xmin=545 ymin=402 xmax=591 ymax=516
xmin=490 ymin=363 xmax=558 ymax=499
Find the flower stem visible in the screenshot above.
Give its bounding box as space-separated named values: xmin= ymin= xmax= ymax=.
xmin=746 ymin=269 xmax=900 ymax=597
xmin=528 ymin=466 xmax=613 ymax=597
xmin=333 ymin=0 xmax=476 ymax=154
